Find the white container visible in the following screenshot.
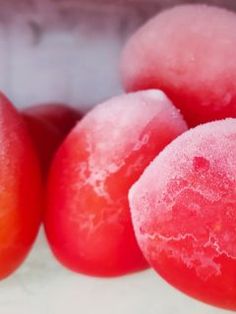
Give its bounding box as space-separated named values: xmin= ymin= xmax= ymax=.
xmin=0 ymin=1 xmax=234 ymax=313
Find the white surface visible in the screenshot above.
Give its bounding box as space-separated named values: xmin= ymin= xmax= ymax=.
xmin=0 ymin=1 xmax=235 ymax=313
xmin=0 ymin=230 xmax=232 ymax=314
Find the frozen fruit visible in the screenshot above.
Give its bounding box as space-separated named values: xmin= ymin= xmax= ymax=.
xmin=121 ymin=4 xmax=236 ymax=126
xmin=45 ymin=90 xmax=187 ymax=277
xmin=0 ymin=92 xmax=41 ymax=279
xmin=129 ymin=118 xmax=236 ymax=310
xmin=22 ymin=103 xmax=81 ymax=176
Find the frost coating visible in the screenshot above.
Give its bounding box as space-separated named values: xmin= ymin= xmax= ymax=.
xmin=68 ymin=90 xmax=187 ymax=236
xmin=72 ymin=90 xmax=186 ymax=201
xmin=130 ymin=119 xmax=236 ymax=283
xmin=121 ymin=4 xmax=236 ymax=126
xmin=45 ymin=89 xmax=188 ymax=276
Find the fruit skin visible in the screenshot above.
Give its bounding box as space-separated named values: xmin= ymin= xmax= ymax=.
xmin=0 ymin=92 xmax=42 ymax=279
xmin=129 ymin=118 xmax=236 ymax=310
xmin=45 ymin=90 xmax=187 ymax=277
xmin=121 ymin=4 xmax=236 ymax=127
xmin=22 ymin=103 xmax=81 ymax=177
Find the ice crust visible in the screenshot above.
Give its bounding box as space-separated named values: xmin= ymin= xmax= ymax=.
xmin=55 ymin=89 xmax=187 ymax=249
xmin=71 ymin=90 xmax=186 ymax=202
xmin=130 ymin=119 xmax=236 ymax=280
xmin=1 ymin=1 xmax=236 ymax=312
xmin=121 ymin=4 xmax=236 ymax=125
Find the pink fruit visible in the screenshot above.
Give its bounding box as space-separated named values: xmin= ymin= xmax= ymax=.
xmin=121 ymin=4 xmax=236 ymax=126
xmin=45 ymin=90 xmax=187 ymax=277
xmin=129 ymin=118 xmax=236 ymax=310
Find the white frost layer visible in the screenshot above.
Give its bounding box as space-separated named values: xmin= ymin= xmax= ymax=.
xmin=130 ymin=118 xmax=236 ymax=280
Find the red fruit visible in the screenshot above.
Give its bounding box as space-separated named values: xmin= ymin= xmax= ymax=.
xmin=22 ymin=103 xmax=81 ymax=176
xmin=121 ymin=4 xmax=236 ymax=127
xmin=129 ymin=119 xmax=236 ymax=310
xmin=0 ymin=92 xmax=41 ymax=279
xmin=45 ymin=90 xmax=187 ymax=277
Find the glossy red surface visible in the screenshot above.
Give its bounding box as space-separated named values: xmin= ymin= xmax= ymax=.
xmin=0 ymin=92 xmax=42 ymax=279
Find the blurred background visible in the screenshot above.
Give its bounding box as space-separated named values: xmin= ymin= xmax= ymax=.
xmin=1 ymin=0 xmax=236 ymax=112
xmin=0 ymin=0 xmax=235 ymax=313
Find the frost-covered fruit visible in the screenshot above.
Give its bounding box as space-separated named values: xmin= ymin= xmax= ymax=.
xmin=129 ymin=119 xmax=236 ymax=310
xmin=22 ymin=103 xmax=81 ymax=176
xmin=0 ymin=92 xmax=41 ymax=279
xmin=121 ymin=4 xmax=236 ymax=127
xmin=45 ymin=90 xmax=187 ymax=277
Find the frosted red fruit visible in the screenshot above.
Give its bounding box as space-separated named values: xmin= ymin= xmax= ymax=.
xmin=129 ymin=119 xmax=236 ymax=310
xmin=45 ymin=90 xmax=187 ymax=277
xmin=0 ymin=92 xmax=41 ymax=279
xmin=121 ymin=4 xmax=236 ymax=127
xmin=22 ymin=103 xmax=81 ymax=176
